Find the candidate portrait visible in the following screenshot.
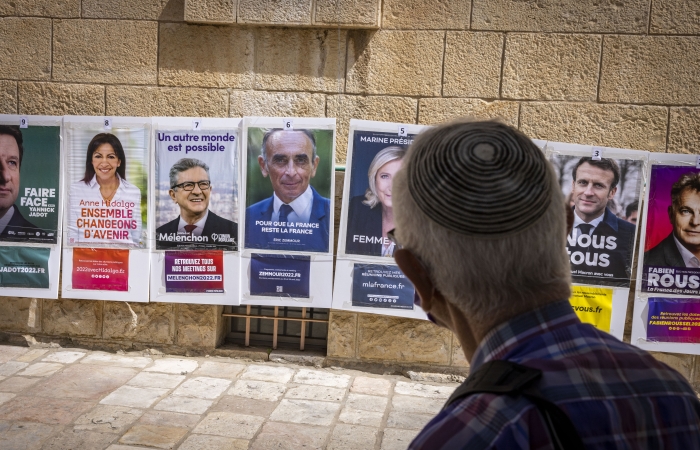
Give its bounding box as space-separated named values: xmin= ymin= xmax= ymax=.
xmin=0 ymin=125 xmax=40 ymax=240
xmin=245 ymin=128 xmax=330 ymax=252
xmin=644 ymin=172 xmax=700 ymax=268
xmin=567 ymin=157 xmax=636 ymax=281
xmin=346 ymin=146 xmax=405 ymax=257
xmin=68 ymin=133 xmax=143 ymax=246
xmin=156 ymin=158 xmax=237 ymax=250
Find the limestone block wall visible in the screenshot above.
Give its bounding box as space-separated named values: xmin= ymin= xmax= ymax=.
xmin=0 ymin=0 xmax=699 ymax=384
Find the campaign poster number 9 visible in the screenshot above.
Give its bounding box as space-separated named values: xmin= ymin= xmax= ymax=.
xmin=65 ymin=120 xmax=149 ymax=248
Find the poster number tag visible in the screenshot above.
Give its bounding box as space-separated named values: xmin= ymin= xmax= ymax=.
xmin=591 ymin=147 xmax=602 ymax=161
xmin=192 ymin=119 xmax=202 ymax=131
xmin=19 ymin=116 xmax=28 ymax=128
xmin=103 ymin=118 xmax=112 ymax=130
xmin=398 ymin=125 xmax=407 ymax=137
xmin=283 ymin=119 xmax=293 ymax=131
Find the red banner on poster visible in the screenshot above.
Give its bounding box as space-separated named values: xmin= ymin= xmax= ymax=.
xmin=72 ymin=248 xmax=129 ymax=291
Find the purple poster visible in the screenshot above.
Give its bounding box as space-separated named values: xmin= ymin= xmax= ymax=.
xmin=250 ymin=253 xmax=310 ymax=298
xmin=164 ymin=250 xmax=224 ymax=293
xmin=642 ymin=165 xmax=700 ymax=295
xmin=647 ymin=297 xmax=700 ymax=343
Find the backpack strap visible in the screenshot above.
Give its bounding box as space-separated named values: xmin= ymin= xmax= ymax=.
xmin=444 ymin=360 xmax=585 ymax=450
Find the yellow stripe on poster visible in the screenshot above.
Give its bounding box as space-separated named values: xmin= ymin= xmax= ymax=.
xmin=569 ymin=286 xmax=613 ymax=333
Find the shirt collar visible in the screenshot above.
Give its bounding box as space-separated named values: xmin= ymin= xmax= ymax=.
xmin=673 ymin=234 xmax=700 ymax=267
xmin=273 ymin=185 xmax=313 ymax=216
xmin=177 ymin=210 xmax=209 ymax=232
xmin=572 ymin=208 xmax=605 ymax=231
xmin=470 ymin=300 xmax=581 ymax=370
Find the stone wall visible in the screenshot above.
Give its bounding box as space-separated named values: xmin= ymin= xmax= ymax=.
xmin=1 ymin=0 xmax=700 ymax=384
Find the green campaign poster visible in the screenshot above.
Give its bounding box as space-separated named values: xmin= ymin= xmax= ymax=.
xmin=0 ymin=246 xmax=50 ymax=289
xmin=0 ymin=125 xmax=61 ymax=244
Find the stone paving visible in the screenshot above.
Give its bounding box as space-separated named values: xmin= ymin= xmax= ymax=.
xmin=0 ymin=344 xmax=458 ymax=449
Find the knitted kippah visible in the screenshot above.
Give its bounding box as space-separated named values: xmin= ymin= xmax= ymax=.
xmin=407 ymin=121 xmax=552 ymax=237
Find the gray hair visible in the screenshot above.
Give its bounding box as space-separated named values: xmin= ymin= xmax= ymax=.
xmin=169 ymin=158 xmax=210 ymax=188
xmin=260 ymin=128 xmax=317 ymax=163
xmin=363 ymin=146 xmax=406 ymax=208
xmin=393 ymin=120 xmax=571 ymax=323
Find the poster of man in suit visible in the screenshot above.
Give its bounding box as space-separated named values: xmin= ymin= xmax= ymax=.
xmin=244 ymin=127 xmax=334 ymax=253
xmin=550 ymin=154 xmax=642 ymax=287
xmin=155 ymin=129 xmax=238 ymax=251
xmin=642 ymin=166 xmax=700 ymax=295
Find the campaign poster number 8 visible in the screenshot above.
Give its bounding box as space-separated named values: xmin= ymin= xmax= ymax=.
xmin=149 ymin=117 xmax=241 ymax=305
xmin=61 ymin=116 xmax=151 ymax=302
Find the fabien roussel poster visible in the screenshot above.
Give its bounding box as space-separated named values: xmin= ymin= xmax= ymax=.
xmin=642 ymin=165 xmax=700 ymax=296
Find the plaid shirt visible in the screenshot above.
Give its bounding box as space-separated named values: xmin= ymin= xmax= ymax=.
xmin=409 ymin=301 xmax=700 ymax=449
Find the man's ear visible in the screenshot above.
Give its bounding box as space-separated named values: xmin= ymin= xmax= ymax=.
xmin=258 ymin=156 xmax=269 ymax=177
xmin=310 ymin=156 xmax=320 ymax=178
xmin=566 ymin=202 xmax=574 ymax=235
xmin=394 ymin=248 xmax=435 ymax=311
xmin=169 ymin=189 xmax=176 ymax=203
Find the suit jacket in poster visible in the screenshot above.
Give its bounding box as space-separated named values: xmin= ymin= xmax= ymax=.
xmin=345 ymin=195 xmax=384 ymax=257
xmin=156 ymin=210 xmax=238 ymax=250
xmin=568 ymin=207 xmax=636 ymax=287
xmin=643 ymin=233 xmax=686 ymax=268
xmin=245 ymin=186 xmax=330 ymax=253
xmin=0 ymin=204 xmax=43 ymax=242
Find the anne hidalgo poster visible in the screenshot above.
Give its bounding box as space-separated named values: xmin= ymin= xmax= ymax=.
xmin=61 ymin=117 xmax=151 ymax=302
xmin=632 ymin=154 xmax=700 ymax=355
xmin=0 ymin=115 xmax=63 ymax=298
xmin=332 ymin=120 xmax=430 ymax=320
xmin=239 ymin=117 xmax=335 ymax=308
xmin=149 ymin=117 xmax=241 ymax=305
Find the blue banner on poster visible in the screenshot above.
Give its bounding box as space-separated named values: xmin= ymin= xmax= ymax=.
xmin=352 ymin=264 xmax=414 ymax=310
xmin=250 ymin=253 xmax=311 ymax=298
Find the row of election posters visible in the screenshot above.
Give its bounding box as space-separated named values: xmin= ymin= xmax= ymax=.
xmin=0 ymin=115 xmax=337 ymax=311
xmin=1 ymin=113 xmax=700 ymax=356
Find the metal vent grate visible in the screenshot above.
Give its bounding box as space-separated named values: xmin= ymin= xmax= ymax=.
xmin=224 ymin=305 xmax=329 ymax=351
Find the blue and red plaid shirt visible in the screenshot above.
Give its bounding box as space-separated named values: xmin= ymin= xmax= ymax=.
xmin=409 ymin=300 xmax=700 ymax=449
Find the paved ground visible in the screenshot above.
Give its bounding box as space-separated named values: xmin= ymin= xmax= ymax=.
xmin=0 ymin=344 xmax=458 ymax=449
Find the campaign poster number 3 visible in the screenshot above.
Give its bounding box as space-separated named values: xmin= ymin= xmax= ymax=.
xmin=550 ymin=154 xmax=642 ymax=287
